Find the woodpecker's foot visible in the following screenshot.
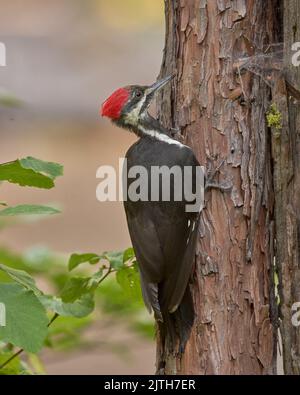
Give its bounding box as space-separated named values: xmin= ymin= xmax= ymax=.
xmin=170 ymin=127 xmax=180 ymax=137
xmin=170 ymin=127 xmax=184 ymax=142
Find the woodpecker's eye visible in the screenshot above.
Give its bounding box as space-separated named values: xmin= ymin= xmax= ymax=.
xmin=135 ymin=91 xmax=142 ymax=98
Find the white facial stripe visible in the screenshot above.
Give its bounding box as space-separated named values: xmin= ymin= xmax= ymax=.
xmin=139 ymin=126 xmax=185 ymax=147
xmin=125 ymin=95 xmax=147 ymax=125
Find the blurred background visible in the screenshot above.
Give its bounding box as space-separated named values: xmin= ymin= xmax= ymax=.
xmin=0 ymin=0 xmax=165 ymax=374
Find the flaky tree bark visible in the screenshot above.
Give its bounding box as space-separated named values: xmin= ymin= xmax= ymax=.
xmin=271 ymin=0 xmax=300 ymax=375
xmin=157 ymin=0 xmax=279 ymax=374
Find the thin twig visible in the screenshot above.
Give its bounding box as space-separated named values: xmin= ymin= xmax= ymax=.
xmin=48 ymin=312 xmax=59 ymax=326
xmin=0 ymin=349 xmax=23 ymax=370
xmin=0 ymin=313 xmax=59 ymax=370
xmin=97 ymin=266 xmax=113 ymax=285
xmin=0 ymin=266 xmax=115 ymax=371
xmin=0 ymin=266 xmax=115 ymax=370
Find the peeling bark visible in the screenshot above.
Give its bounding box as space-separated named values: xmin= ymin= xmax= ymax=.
xmin=271 ymin=0 xmax=300 ymax=376
xmin=157 ymin=0 xmax=278 ymax=375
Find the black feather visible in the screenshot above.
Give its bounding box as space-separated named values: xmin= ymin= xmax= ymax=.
xmin=123 ymin=121 xmax=200 ymax=355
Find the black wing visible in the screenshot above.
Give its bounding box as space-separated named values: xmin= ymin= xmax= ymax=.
xmin=124 ymin=139 xmax=200 ymax=319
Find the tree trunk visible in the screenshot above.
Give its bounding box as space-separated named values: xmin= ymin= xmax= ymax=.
xmin=156 ymin=0 xmax=278 ymax=375
xmin=271 ymin=0 xmax=300 ymax=375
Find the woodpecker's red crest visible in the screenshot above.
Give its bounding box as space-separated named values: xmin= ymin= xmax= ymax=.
xmin=101 ymin=75 xmax=174 ymax=126
xmin=100 ymin=73 xmax=199 ymax=353
xmin=101 ymin=87 xmax=130 ymax=119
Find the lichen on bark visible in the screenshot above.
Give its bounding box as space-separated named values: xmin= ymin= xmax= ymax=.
xmin=156 ymin=0 xmax=278 ymax=375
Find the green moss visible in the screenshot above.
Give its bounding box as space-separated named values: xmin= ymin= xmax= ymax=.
xmin=266 ymin=103 xmax=282 ymax=131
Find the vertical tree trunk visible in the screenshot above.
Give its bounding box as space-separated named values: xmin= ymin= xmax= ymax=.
xmin=157 ymin=0 xmax=278 ymax=374
xmin=271 ymin=0 xmax=300 ymax=375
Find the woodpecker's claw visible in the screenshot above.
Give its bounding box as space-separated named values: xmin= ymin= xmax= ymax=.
xmin=170 ymin=127 xmax=185 ymax=143
xmin=170 ymin=127 xmax=180 ymax=137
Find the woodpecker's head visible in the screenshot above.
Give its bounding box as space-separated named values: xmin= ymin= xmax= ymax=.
xmin=101 ymin=75 xmax=173 ymax=129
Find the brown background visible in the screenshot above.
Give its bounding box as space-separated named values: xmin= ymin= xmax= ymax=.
xmin=0 ymin=0 xmax=165 ymax=374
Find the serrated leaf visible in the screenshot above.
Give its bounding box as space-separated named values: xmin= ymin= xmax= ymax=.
xmin=61 ymin=270 xmax=103 ymax=303
xmin=68 ymin=253 xmax=100 ymax=271
xmin=0 ymin=160 xmax=54 ymax=189
xmin=20 ymin=157 xmax=63 ymax=180
xmin=0 ymin=283 xmax=48 ymax=353
xmin=0 ymin=264 xmax=41 ymax=294
xmin=0 ymin=204 xmax=60 ymax=216
xmin=116 ymin=266 xmax=142 ymax=300
xmin=123 ymin=247 xmax=135 ymax=263
xmin=39 ymin=293 xmax=94 ymax=318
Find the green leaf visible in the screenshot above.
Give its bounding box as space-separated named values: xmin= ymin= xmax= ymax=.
xmin=0 ymin=283 xmax=48 ymax=353
xmin=0 ymin=204 xmax=60 ymax=216
xmin=0 ymin=157 xmax=62 ymax=189
xmin=68 ymin=253 xmax=100 ymax=271
xmin=19 ymin=157 xmax=63 ymax=180
xmin=103 ymin=251 xmax=124 ymax=270
xmin=96 ymin=277 xmax=144 ymax=317
xmin=123 ymin=247 xmax=135 ymax=263
xmin=116 ymin=266 xmax=141 ymax=300
xmin=0 ymin=263 xmax=41 ymax=294
xmin=40 ymin=293 xmax=95 ymax=318
xmin=0 ymin=246 xmax=53 ymax=274
xmin=0 ymin=160 xmax=54 ymax=189
xmin=0 ymin=353 xmax=21 ymax=375
xmin=61 ymin=270 xmax=103 ymax=303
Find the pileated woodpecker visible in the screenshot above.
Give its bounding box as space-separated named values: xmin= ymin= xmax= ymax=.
xmin=101 ymin=75 xmax=201 ymax=353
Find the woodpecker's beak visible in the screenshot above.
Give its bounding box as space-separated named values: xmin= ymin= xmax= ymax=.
xmin=136 ymin=75 xmax=174 ymax=119
xmin=141 ymin=75 xmax=174 ymax=114
xmin=146 ymin=74 xmax=174 ymax=96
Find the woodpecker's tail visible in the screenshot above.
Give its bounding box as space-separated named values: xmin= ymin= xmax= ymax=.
xmin=158 ymin=284 xmax=194 ymax=355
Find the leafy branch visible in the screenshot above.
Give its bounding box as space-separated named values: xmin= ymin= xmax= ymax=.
xmin=0 ymin=156 xmax=146 ymax=375
xmin=0 ymin=156 xmax=63 ymax=217
xmin=0 ymin=313 xmax=59 ymax=370
xmin=0 ymin=247 xmax=138 ymax=371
